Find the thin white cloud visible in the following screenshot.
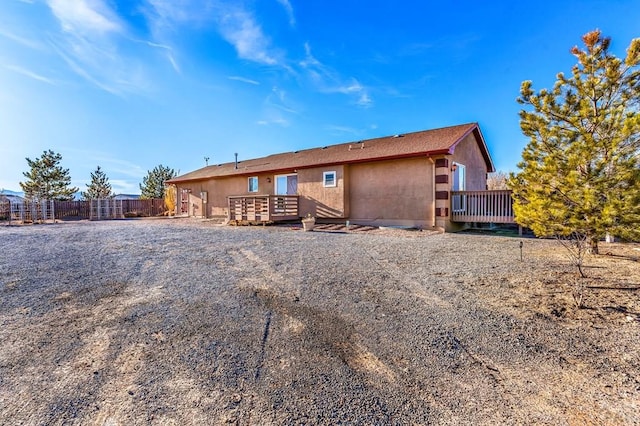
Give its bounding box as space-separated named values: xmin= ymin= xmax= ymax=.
xmin=217 ymin=8 xmax=279 ymax=65
xmin=93 ymin=157 xmax=147 ymax=179
xmin=138 ymin=40 xmax=180 ymax=73
xmin=300 ymin=43 xmax=373 ymax=108
xmin=326 ymin=125 xmax=359 ymax=135
xmin=144 ymin=1 xmax=283 ymax=67
xmin=0 ymin=29 xmax=42 ymax=50
xmin=357 ymin=92 xmax=373 ymax=108
xmin=264 ymin=86 xmax=300 ymax=116
xmin=276 ymin=0 xmax=296 ymax=27
xmin=332 ymin=79 xmax=364 ymax=95
xmin=257 ymin=117 xmax=289 ymax=127
xmin=167 ymin=53 xmax=180 ymax=73
xmin=47 ymin=0 xmax=123 ymax=35
xmin=300 ymin=42 xmax=323 ymax=69
xmin=64 ymin=150 xmax=145 ymax=194
xmin=141 ymin=1 xmax=369 ymax=108
xmin=257 ymin=86 xmax=298 ymax=127
xmin=45 ymin=0 xmax=154 ymax=94
xmin=49 ymin=37 xmax=125 ymax=95
xmin=228 ymin=75 xmax=260 ymax=85
xmin=144 ymin=0 xmax=199 ymax=27
xmin=4 ymin=64 xmax=56 ymax=85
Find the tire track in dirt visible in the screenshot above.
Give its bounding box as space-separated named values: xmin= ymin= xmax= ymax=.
xmin=227 ymin=247 xmax=403 ymax=422
xmin=254 ymin=310 xmax=272 ymax=381
xmin=360 ymin=245 xmax=530 ymax=420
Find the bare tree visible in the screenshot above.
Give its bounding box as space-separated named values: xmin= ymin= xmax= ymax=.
xmin=487 ymin=171 xmax=509 ymax=190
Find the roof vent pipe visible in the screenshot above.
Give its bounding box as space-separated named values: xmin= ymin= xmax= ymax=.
xmin=234 ymin=153 xmax=238 ymax=169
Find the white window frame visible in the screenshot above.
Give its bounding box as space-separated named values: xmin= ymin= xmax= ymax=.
xmin=323 ymin=171 xmax=337 ymax=188
xmin=248 ymin=176 xmax=258 ymax=193
xmin=275 ymin=173 xmax=297 ymax=195
xmin=452 ymin=163 xmax=466 ymax=191
xmin=452 ymin=163 xmax=466 ymax=212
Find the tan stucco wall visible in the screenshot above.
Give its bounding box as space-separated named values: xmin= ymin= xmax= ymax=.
xmin=348 ymin=157 xmax=434 ymax=227
xmin=297 ymin=165 xmax=348 ymax=218
xmin=178 ymin=167 xmax=351 ymax=219
xmin=450 ymin=133 xmax=489 ymax=191
xmin=176 ymin=172 xmax=283 ymax=218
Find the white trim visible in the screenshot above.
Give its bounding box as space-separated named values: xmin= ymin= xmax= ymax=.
xmin=452 ymin=163 xmax=466 ymax=191
xmin=323 ymin=171 xmax=337 ymax=187
xmin=452 ymin=163 xmax=466 ymax=213
xmin=275 ymin=173 xmax=297 ymax=195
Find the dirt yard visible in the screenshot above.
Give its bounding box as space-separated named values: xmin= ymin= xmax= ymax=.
xmin=1 ymin=219 xmax=638 ymax=425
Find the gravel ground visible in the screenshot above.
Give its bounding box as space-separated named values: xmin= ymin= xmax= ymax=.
xmin=0 ymin=218 xmax=638 ymax=425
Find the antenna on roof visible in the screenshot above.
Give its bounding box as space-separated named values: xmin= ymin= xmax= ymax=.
xmin=204 ymin=156 xmax=209 ymax=166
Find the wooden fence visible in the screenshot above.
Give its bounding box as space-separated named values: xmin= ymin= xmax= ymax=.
xmin=57 ymin=199 xmax=166 ymax=219
xmin=0 ymin=198 xmax=166 ymax=222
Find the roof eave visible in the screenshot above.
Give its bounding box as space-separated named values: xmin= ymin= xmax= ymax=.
xmin=166 ymin=150 xmax=454 ymax=183
xmin=446 ymin=123 xmax=495 ymax=173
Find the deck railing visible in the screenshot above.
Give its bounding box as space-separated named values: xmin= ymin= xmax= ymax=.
xmin=228 ymin=195 xmax=299 ymax=222
xmin=451 ymin=190 xmax=515 ymax=223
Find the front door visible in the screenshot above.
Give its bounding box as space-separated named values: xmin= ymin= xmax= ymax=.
xmin=180 ymin=189 xmax=189 ymax=215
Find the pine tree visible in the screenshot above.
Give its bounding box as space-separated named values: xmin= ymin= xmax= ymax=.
xmin=509 ymin=30 xmax=640 ymax=254
xmin=139 ymin=165 xmax=176 ymax=199
xmin=20 ymin=150 xmax=78 ymax=201
xmin=82 ymin=166 xmax=114 ymax=200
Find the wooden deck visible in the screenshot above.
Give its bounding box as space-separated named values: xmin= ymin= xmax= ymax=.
xmin=228 ymin=195 xmax=299 ymax=222
xmin=450 ymin=190 xmax=515 ymax=224
xmin=226 ymin=192 xmax=513 ymax=225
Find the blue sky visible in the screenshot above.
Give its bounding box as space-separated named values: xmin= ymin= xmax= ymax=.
xmin=1 ymin=0 xmax=639 ymax=194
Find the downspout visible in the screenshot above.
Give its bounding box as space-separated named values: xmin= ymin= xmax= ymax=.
xmin=428 ymin=157 xmax=436 ymax=228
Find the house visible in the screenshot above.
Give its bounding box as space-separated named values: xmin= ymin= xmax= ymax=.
xmin=167 ymin=122 xmax=498 ymax=231
xmin=113 ymin=194 xmax=141 ymax=200
xmin=2 ymin=194 xmax=25 ymax=204
xmin=0 ymin=190 xmax=25 ymax=204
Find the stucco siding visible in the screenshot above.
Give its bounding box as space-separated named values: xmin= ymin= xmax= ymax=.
xmin=348 ymin=157 xmax=433 ymax=226
xmin=177 ymin=173 xmax=280 ymax=217
xmin=451 ymin=133 xmax=488 ymax=190
xmin=298 ymin=165 xmax=347 ymax=218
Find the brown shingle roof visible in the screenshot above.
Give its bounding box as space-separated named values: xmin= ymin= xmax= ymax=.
xmin=168 ymin=123 xmax=493 ymax=183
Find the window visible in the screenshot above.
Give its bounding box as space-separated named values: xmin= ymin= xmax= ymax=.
xmin=248 ymin=176 xmax=258 ymax=192
xmin=323 ymin=171 xmax=337 ymax=187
